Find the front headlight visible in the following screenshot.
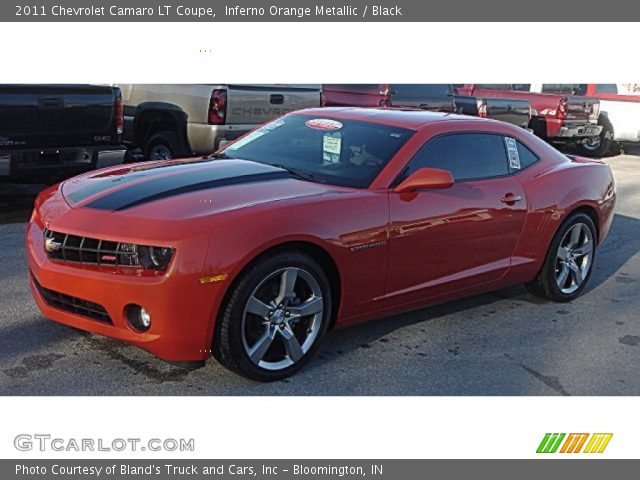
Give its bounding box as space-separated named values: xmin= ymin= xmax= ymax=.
xmin=118 ymin=243 xmax=175 ymax=270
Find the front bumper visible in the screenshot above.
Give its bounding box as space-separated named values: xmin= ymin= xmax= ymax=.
xmin=26 ymin=220 xmax=222 ymax=364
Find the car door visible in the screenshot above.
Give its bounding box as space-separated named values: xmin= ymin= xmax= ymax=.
xmin=385 ymin=132 xmax=527 ymax=304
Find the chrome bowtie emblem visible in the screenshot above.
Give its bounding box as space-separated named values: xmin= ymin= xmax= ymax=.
xmin=44 ymin=237 xmax=62 ymax=253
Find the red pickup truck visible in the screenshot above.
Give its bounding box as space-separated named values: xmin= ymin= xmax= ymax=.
xmin=455 ymin=84 xmax=601 ymax=146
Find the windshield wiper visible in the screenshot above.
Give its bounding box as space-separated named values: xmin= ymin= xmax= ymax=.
xmin=268 ymin=163 xmax=316 ymax=181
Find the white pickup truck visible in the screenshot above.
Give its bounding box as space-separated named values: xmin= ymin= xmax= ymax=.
xmin=527 ymin=83 xmax=640 ymax=156
xmin=119 ymin=84 xmax=322 ymax=160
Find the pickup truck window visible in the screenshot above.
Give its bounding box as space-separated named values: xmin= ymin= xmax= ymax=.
xmin=475 ymin=84 xmax=512 ymax=90
xmin=390 ymin=84 xmax=453 ymax=100
xmin=221 ymin=114 xmax=414 ymax=189
xmin=402 ymin=133 xmax=509 ymax=182
xmin=595 ymin=84 xmax=618 ymax=94
xmin=323 ymin=84 xmax=383 ymax=92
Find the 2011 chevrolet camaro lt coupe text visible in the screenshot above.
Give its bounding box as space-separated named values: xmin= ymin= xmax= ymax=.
xmin=26 ymin=108 xmax=616 ymax=380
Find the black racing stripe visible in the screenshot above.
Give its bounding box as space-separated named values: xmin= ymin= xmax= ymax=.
xmin=67 ymin=159 xmax=215 ymax=205
xmin=85 ymin=171 xmax=289 ymax=211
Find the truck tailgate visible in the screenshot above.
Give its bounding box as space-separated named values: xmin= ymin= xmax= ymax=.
xmin=225 ymin=84 xmax=321 ymax=125
xmin=0 ymin=84 xmax=117 ymax=148
xmin=565 ymin=95 xmax=599 ymax=122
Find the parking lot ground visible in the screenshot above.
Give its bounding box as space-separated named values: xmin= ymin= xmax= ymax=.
xmin=0 ymin=153 xmax=639 ymax=395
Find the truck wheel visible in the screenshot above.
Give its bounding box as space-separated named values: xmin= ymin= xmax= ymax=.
xmin=143 ymin=132 xmax=179 ymax=161
xmin=579 ymin=117 xmax=613 ymax=157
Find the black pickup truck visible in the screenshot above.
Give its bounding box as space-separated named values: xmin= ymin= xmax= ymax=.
xmin=0 ymin=84 xmax=126 ymax=183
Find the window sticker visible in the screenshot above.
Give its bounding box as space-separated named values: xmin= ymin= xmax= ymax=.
xmin=305 ymin=118 xmax=343 ymax=131
xmin=322 ymin=132 xmax=342 ymax=165
xmin=260 ymin=120 xmax=285 ymax=131
xmin=225 ymin=130 xmax=266 ymax=150
xmin=504 ymin=137 xmax=521 ymax=170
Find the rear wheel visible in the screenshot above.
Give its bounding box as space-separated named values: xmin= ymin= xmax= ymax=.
xmin=526 ymin=213 xmax=597 ymax=302
xmin=213 ymin=252 xmax=332 ymax=381
xmin=143 ymin=132 xmax=179 ymax=161
xmin=579 ymin=117 xmax=613 ymax=157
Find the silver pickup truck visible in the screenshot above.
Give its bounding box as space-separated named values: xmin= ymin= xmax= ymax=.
xmin=119 ymin=84 xmax=322 ymax=160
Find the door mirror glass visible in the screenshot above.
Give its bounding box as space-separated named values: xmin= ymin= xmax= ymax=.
xmin=394 ymin=167 xmax=454 ymax=193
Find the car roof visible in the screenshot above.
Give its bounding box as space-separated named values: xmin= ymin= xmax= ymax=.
xmin=295 ymin=107 xmax=490 ymax=130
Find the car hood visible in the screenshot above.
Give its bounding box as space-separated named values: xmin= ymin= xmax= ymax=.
xmin=60 ymin=158 xmax=346 ymax=220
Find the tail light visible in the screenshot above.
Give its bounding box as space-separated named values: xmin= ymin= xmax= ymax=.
xmin=477 ymin=99 xmax=488 ymax=118
xmin=208 ymin=89 xmax=227 ymax=125
xmin=114 ymin=91 xmax=124 ymax=136
xmin=557 ymin=97 xmax=568 ymax=119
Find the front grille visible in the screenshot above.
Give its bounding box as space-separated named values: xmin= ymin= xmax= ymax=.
xmin=32 ymin=274 xmax=112 ymax=324
xmin=44 ymin=228 xmax=137 ymax=268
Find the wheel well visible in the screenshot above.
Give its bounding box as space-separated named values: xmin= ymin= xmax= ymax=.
xmin=569 ymin=205 xmax=600 ymax=243
xmin=214 ymin=241 xmax=342 ymax=347
xmin=135 ymin=110 xmax=179 ymax=146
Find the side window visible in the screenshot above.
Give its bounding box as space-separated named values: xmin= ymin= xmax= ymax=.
xmin=512 ymin=84 xmax=531 ymax=92
xmin=595 ymin=84 xmax=618 ymax=94
xmin=503 ymin=136 xmax=539 ymax=173
xmin=402 ymin=133 xmax=509 ymax=182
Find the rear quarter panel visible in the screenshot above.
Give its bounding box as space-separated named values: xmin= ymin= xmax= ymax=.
xmin=508 ymin=153 xmax=615 ymax=282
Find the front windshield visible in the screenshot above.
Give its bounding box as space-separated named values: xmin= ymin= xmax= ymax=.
xmin=220 ymin=114 xmax=415 ymax=188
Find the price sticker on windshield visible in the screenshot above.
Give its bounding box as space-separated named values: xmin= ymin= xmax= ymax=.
xmin=322 ymin=132 xmax=342 ymax=165
xmin=504 ymin=137 xmax=521 ymax=170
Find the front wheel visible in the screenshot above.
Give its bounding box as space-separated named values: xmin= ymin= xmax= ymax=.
xmin=526 ymin=213 xmax=597 ymax=302
xmin=213 ymin=252 xmax=332 ymax=381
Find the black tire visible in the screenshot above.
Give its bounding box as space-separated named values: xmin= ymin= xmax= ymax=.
xmin=143 ymin=131 xmax=179 ymax=161
xmin=526 ymin=213 xmax=597 ymax=302
xmin=213 ymin=251 xmax=332 ymax=381
xmin=579 ymin=117 xmax=613 ymax=158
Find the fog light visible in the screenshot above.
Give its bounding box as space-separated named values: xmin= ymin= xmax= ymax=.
xmin=139 ymin=308 xmax=151 ymax=328
xmin=126 ymin=304 xmax=151 ymax=332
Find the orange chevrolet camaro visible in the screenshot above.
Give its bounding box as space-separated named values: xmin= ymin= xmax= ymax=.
xmin=26 ymin=108 xmax=616 ymax=380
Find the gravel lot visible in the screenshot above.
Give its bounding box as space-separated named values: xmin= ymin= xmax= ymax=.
xmin=0 ymin=153 xmax=638 ymax=395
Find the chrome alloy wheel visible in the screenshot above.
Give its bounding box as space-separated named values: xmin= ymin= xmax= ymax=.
xmin=555 ymin=223 xmax=594 ymax=294
xmin=241 ymin=267 xmax=324 ymax=371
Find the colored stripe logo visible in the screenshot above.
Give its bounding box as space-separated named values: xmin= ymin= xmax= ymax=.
xmin=537 ymin=433 xmax=612 ymax=453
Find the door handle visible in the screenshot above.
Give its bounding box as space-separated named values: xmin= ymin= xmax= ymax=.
xmin=500 ymin=193 xmax=522 ymax=205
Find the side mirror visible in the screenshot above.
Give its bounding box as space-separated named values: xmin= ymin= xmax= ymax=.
xmin=394 ymin=167 xmax=454 ymax=194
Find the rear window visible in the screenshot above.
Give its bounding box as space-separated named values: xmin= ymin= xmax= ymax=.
xmin=221 ymin=114 xmax=414 ymax=188
xmin=595 ymin=84 xmax=618 ymax=94
xmin=323 ymin=84 xmax=384 ymax=93
xmin=390 ymin=84 xmax=453 ymax=101
xmin=542 ymin=84 xmax=587 ymax=95
xmin=475 ymin=84 xmax=512 ymax=90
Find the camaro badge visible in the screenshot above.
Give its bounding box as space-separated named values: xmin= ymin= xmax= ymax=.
xmin=44 ymin=237 xmax=62 ymax=253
